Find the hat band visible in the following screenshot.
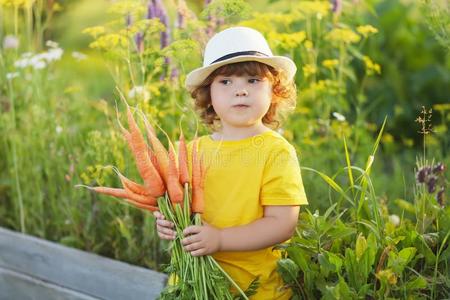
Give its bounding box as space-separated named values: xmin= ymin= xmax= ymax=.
xmin=210 ymin=51 xmax=269 ymax=65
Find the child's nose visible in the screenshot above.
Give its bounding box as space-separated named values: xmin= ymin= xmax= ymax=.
xmin=235 ymin=89 xmax=248 ymax=97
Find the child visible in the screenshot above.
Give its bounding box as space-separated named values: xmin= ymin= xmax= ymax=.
xmin=154 ymin=26 xmax=308 ymax=299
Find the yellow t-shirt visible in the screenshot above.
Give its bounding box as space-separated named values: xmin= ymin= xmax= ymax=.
xmin=186 ymin=130 xmax=308 ymax=300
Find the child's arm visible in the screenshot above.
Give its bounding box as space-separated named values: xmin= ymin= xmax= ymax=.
xmin=182 ymin=205 xmax=300 ymax=256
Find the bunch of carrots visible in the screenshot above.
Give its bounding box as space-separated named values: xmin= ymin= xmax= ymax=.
xmin=76 ymin=100 xmax=249 ymax=299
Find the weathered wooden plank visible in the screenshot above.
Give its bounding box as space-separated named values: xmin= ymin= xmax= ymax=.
xmin=0 ymin=267 xmax=100 ymax=300
xmin=0 ymin=227 xmax=167 ymax=300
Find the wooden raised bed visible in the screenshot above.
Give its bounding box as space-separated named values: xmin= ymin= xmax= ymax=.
xmin=0 ymin=227 xmax=167 ymax=300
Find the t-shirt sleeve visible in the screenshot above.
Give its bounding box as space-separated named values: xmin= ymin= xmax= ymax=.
xmin=260 ymin=144 xmax=308 ymax=206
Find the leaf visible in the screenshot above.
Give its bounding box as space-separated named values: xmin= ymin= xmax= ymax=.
xmin=323 ymin=203 xmax=338 ymax=220
xmin=327 ymin=220 xmax=356 ymax=240
xmin=59 ymin=235 xmax=84 ymax=248
xmin=366 ymin=233 xmax=378 ymax=267
xmin=344 ymin=248 xmax=360 ymax=289
xmin=287 ymin=246 xmax=310 ymax=272
xmin=355 ymin=233 xmax=368 ymax=261
xmin=329 ymin=252 xmax=343 ymax=271
xmin=398 ymin=247 xmax=417 ymax=265
xmin=405 ymin=276 xmax=427 ymax=290
xmin=394 ymin=198 xmax=416 ymax=213
xmin=116 ymin=217 xmax=132 ymax=241
xmin=234 ymin=276 xmax=260 ymax=299
xmin=277 ymin=258 xmax=300 ymax=285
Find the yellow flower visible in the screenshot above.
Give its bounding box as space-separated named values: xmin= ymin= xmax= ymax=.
xmin=296 ymin=106 xmax=311 ymax=115
xmin=433 ymin=103 xmax=450 ymax=111
xmin=268 ymin=31 xmax=306 ymax=49
xmin=326 ymin=28 xmax=361 ymax=44
xmin=304 ymin=39 xmax=314 ymax=50
xmin=382 ymin=133 xmax=394 ymax=144
xmin=294 ymin=1 xmax=331 ymax=18
xmin=402 ymin=138 xmax=414 ymax=147
xmin=52 ymin=2 xmax=62 ymax=12
xmin=83 ymin=26 xmax=106 ymax=38
xmin=322 ymin=59 xmax=339 ymax=69
xmin=312 ymin=80 xmax=327 ymax=91
xmin=107 ymin=1 xmax=145 ymax=15
xmin=376 ymin=269 xmax=398 ymax=285
xmin=363 ymin=56 xmax=381 ymax=75
xmin=302 ymin=64 xmax=317 ymax=77
xmin=357 ymin=25 xmax=378 ymax=38
xmin=89 ymin=34 xmax=129 ymax=50
xmin=240 ymin=12 xmax=295 ymax=30
xmin=0 ymin=0 xmax=34 ymax=7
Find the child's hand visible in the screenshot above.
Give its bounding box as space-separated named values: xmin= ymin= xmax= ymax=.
xmin=182 ymin=222 xmax=221 ymax=256
xmin=153 ymin=211 xmax=176 ymax=240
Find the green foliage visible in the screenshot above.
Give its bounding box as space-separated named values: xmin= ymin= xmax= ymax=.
xmin=277 ymin=129 xmax=449 ymax=298
xmin=0 ymin=1 xmax=449 ymax=298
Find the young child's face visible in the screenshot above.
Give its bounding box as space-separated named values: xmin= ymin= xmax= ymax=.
xmin=210 ymin=73 xmax=272 ymax=130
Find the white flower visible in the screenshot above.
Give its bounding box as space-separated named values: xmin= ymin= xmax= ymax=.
xmin=332 ymin=112 xmax=346 ymax=122
xmin=32 ymin=59 xmax=46 ymax=69
xmin=56 ymin=125 xmax=63 ymax=134
xmin=46 ymin=40 xmax=59 ymax=48
xmin=128 ymin=86 xmax=150 ymax=101
xmin=3 ymin=35 xmax=19 ymax=49
xmin=72 ymin=51 xmax=87 ymax=61
xmin=14 ymin=48 xmax=63 ymax=70
xmin=42 ymin=48 xmax=63 ymax=62
xmin=389 ymin=214 xmax=400 ymax=227
xmin=6 ymin=72 xmax=19 ymax=80
xmin=14 ymin=57 xmax=31 ymax=68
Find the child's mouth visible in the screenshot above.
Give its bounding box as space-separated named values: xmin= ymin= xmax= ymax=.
xmin=233 ymin=104 xmax=249 ymax=108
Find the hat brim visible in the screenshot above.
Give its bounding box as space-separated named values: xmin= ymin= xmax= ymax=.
xmin=184 ymin=55 xmax=297 ymax=91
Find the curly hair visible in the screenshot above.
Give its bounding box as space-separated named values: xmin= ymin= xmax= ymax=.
xmin=190 ymin=61 xmax=297 ymax=131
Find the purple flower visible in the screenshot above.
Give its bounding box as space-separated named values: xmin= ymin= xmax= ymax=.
xmin=432 ymin=163 xmax=445 ymax=174
xmin=416 ymin=166 xmax=431 ymax=184
xmin=160 ymin=26 xmax=170 ymax=48
xmin=147 ymin=1 xmax=157 ymax=19
xmin=125 ymin=13 xmax=132 ymax=27
xmin=170 ymin=67 xmax=179 ymax=80
xmin=427 ymin=176 xmax=437 ymax=193
xmin=135 ymin=32 xmax=144 ymax=53
xmin=216 ymin=17 xmax=224 ymax=28
xmin=330 ymin=0 xmax=342 ymax=14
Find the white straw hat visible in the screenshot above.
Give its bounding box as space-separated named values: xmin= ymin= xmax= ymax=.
xmin=185 ymin=26 xmax=297 ymax=91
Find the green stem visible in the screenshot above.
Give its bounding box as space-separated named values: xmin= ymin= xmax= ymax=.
xmin=7 ymin=78 xmax=25 ymax=233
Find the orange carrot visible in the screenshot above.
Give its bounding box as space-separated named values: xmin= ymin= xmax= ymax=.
xmin=191 ymin=138 xmax=205 ymax=213
xmin=125 ymin=106 xmax=165 ymax=197
xmin=112 ymin=167 xmax=151 ymax=197
xmin=79 ymin=186 xmax=157 ymax=206
xmin=148 ymin=147 xmax=162 ymax=176
xmin=141 ymin=114 xmax=170 ymax=184
xmin=167 ymin=140 xmax=184 ymax=204
xmin=178 ymin=130 xmax=190 ymax=185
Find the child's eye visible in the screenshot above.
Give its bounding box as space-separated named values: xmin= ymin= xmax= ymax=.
xmin=219 ymin=79 xmax=231 ymax=85
xmin=248 ymin=78 xmax=260 ymax=83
